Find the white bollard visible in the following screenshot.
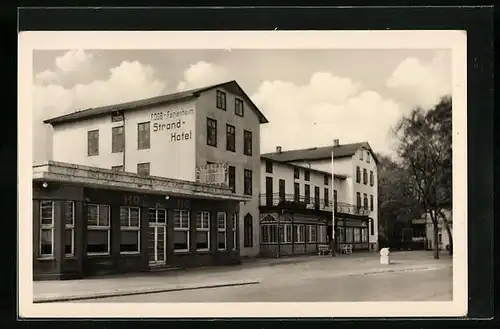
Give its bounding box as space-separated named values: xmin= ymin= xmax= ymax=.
xmin=380 ymin=247 xmax=391 ymax=265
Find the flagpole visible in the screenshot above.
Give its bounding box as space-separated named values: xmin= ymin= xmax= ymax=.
xmin=331 ymin=140 xmax=336 ymax=257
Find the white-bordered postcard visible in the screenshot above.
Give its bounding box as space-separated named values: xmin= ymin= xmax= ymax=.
xmin=18 ymin=30 xmax=467 ymax=318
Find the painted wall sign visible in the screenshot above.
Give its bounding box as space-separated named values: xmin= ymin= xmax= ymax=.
xmin=151 ymin=108 xmax=194 ymax=143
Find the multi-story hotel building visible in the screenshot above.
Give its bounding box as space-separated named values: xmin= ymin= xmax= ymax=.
xmin=259 ymin=141 xmax=379 ymax=257
xmin=34 ymin=80 xmax=268 ymax=279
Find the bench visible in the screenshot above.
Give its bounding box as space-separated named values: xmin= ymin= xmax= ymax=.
xmin=318 ymin=244 xmax=331 ymax=255
xmin=340 ymin=244 xmax=353 ymax=254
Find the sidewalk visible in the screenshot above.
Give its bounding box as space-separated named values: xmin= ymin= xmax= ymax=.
xmin=33 ymin=251 xmax=452 ymax=303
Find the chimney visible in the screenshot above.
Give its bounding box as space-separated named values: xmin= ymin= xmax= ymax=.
xmin=333 ymin=139 xmax=339 ymax=147
xmin=276 ymin=146 xmax=282 ymax=153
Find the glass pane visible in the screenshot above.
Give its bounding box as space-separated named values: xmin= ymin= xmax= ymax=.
xmin=148 ymin=208 xmax=157 ymax=223
xmin=121 ymin=230 xmax=139 ymax=252
xmin=218 ymin=232 xmax=226 ymax=249
xmin=87 ymin=230 xmax=109 ymax=253
xmin=40 ymin=229 xmax=53 ymax=255
xmin=174 ymin=231 xmax=188 ymax=250
xmin=65 ymin=229 xmax=73 ymax=255
xmin=196 ymin=231 xmax=209 ymax=250
xmin=99 ymin=205 xmax=109 ymax=226
xmin=87 ymin=205 xmax=98 ymax=226
xmin=130 ymin=208 xmax=140 ymax=227
xmin=65 ymin=201 xmax=74 ymax=226
xmin=157 ymin=227 xmax=165 ymax=261
xmin=40 ymin=201 xmax=53 ymax=226
xmin=196 ymin=212 xmax=202 ymax=229
xmin=120 ymin=207 xmax=129 ymax=226
xmin=148 ymin=227 xmax=155 ymax=262
xmin=217 ymin=213 xmax=226 ymax=229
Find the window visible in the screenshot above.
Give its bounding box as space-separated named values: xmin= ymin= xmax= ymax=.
xmin=235 ymin=98 xmax=244 ymax=117
xmin=137 ymin=122 xmax=150 ymax=150
xmin=356 ymin=192 xmax=361 ymax=209
xmin=324 ymin=188 xmax=329 ymax=207
xmin=65 ymin=201 xmax=75 ymax=257
xmin=120 ymin=207 xmax=141 ymax=253
xmin=370 ymin=218 xmax=374 ymax=235
xmin=148 ymin=208 xmax=167 ymax=224
xmin=137 ymin=162 xmax=150 ymax=176
xmin=265 ymin=160 xmax=273 ymax=173
xmin=307 ymin=225 xmax=317 ymax=242
xmin=226 ymin=124 xmax=235 ymax=152
xmin=294 ymin=182 xmax=300 ymax=202
xmin=112 ymin=126 xmax=125 ymax=153
xmin=228 ymin=166 xmax=236 ymax=193
xmin=363 ymin=169 xmax=368 ymax=185
xmin=370 ymin=194 xmax=374 ymax=211
xmin=111 ymin=111 xmax=124 ymax=122
xmin=87 ymin=130 xmax=99 ymax=156
xmin=356 ymin=166 xmax=361 ymax=183
xmin=278 ymin=179 xmax=285 ymax=201
xmin=196 ymin=211 xmax=210 ymax=251
xmin=174 ymin=210 xmax=190 ymax=252
xmin=370 ymin=171 xmax=374 ymax=186
xmin=324 ymin=174 xmax=329 ymax=185
xmin=346 ymin=227 xmax=354 ymax=243
xmin=367 ymin=151 xmax=371 ymax=163
xmin=354 ymin=228 xmax=361 ymax=243
xmin=280 ymin=224 xmax=292 ymax=243
xmin=39 ymin=201 xmax=54 ymax=258
xmin=261 ymin=224 xmax=278 ymax=244
xmin=363 ymin=193 xmax=368 ymax=210
xmin=360 ymin=150 xmax=364 ymax=160
xmin=216 ymin=90 xmax=226 ymax=110
xmin=304 ymin=170 xmax=310 ymax=181
xmin=304 ymin=184 xmax=310 ymax=204
xmin=317 ymin=226 xmax=327 ymax=243
xmin=362 ymin=228 xmax=368 ymax=243
xmin=244 ymin=169 xmax=252 ymax=195
xmin=334 ymin=190 xmax=338 ymax=210
xmin=294 ymin=167 xmax=300 ymax=179
xmin=294 ymin=225 xmax=305 ymax=243
xmin=232 ymin=213 xmax=238 ymax=250
xmin=243 ymin=214 xmax=253 ymax=248
xmin=112 ymin=165 xmax=124 ymax=171
xmin=207 ymin=118 xmax=217 ymax=147
xmin=243 ymin=130 xmax=252 ymax=156
xmin=217 ymin=212 xmax=227 ymax=250
xmin=87 ymin=204 xmax=110 ymax=255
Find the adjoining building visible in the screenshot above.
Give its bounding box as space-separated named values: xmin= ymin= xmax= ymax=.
xmin=259 ymin=141 xmax=379 ymax=257
xmin=411 ymin=209 xmax=453 ymax=251
xmin=42 ymin=80 xmax=268 ymax=259
xmin=33 ymin=161 xmax=251 ymax=280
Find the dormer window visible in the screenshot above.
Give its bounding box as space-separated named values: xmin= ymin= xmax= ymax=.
xmin=360 ymin=150 xmax=364 ymax=160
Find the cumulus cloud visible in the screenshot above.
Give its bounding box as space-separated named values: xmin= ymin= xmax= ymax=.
xmin=55 ymin=49 xmax=94 ymax=73
xmin=252 ymin=72 xmax=401 ymax=155
xmin=177 ymin=61 xmax=231 ymax=91
xmin=33 ymin=60 xmax=167 ymax=163
xmin=386 ymin=51 xmax=451 ymax=109
xmin=35 ymin=69 xmax=59 ymax=84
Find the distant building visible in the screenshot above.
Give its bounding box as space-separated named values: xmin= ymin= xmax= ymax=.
xmin=412 ymin=209 xmax=452 ymax=251
xmin=43 ymin=81 xmax=268 ymax=259
xmin=258 ymin=140 xmax=379 ymax=257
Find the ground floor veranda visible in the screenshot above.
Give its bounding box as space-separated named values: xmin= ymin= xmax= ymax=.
xmin=259 ymin=211 xmax=376 ymax=258
xmin=32 ymin=161 xmax=250 ymax=280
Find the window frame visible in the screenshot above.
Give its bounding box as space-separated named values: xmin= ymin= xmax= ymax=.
xmin=226 ymin=124 xmax=236 ymax=152
xmin=235 ymin=98 xmax=244 ymax=117
xmin=243 ymin=214 xmax=253 ymax=248
xmin=363 ymin=168 xmax=368 ymax=185
xmin=173 ymin=209 xmax=190 ymax=252
xmin=216 ymin=90 xmax=227 ymax=110
xmin=356 ymin=166 xmax=361 ymax=183
xmin=39 ymin=200 xmax=55 ymax=259
xmin=244 ymin=169 xmax=253 ymax=195
xmin=228 ymin=165 xmax=236 ymax=193
xmin=324 ymin=174 xmax=329 ymax=185
xmin=137 ymin=162 xmax=150 ymax=176
xmin=137 ymin=121 xmax=151 ymax=150
xmin=294 ymin=167 xmax=300 ymax=179
xmin=294 ymin=182 xmax=300 ymax=202
xmin=243 ymin=130 xmax=252 ymax=156
xmin=232 ymin=213 xmax=238 ymax=251
xmin=87 ymin=129 xmax=99 ymax=156
xmin=217 ymin=212 xmax=227 ymax=251
xmin=370 ymin=170 xmax=374 ymax=186
xmin=304 ymin=169 xmax=310 ymax=181
xmin=363 ymin=193 xmax=368 ymax=210
xmin=367 ymin=151 xmax=371 ymax=163
xmin=370 ymin=194 xmax=374 ymax=211
xmin=64 ymin=201 xmax=75 ymax=258
xmin=196 ymin=211 xmax=210 ymax=252
xmin=324 ymin=187 xmax=329 ymax=207
xmin=356 ymin=192 xmax=361 ymax=209
xmin=307 ymin=225 xmax=317 ymax=243
xmin=207 ymin=117 xmax=217 ymax=147
xmin=112 ymin=125 xmax=125 ymax=153
xmin=87 ymin=204 xmax=111 ymax=256
xmin=265 ymin=160 xmax=273 ymax=173
xmin=294 ymin=224 xmax=305 ymax=243
xmin=119 ymin=206 xmax=141 ymax=254
xmin=304 ymin=184 xmax=310 ymax=204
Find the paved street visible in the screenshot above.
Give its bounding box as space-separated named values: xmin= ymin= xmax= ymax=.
xmin=80 ymin=264 xmax=451 ymax=302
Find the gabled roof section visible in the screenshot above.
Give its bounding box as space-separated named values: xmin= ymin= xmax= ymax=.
xmin=261 ymin=142 xmax=379 ymax=164
xmin=44 ymin=80 xmax=269 ymax=125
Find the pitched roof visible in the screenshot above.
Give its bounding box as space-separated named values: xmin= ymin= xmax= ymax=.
xmin=44 ymin=80 xmax=269 ymax=125
xmin=261 ymin=142 xmax=379 ymax=164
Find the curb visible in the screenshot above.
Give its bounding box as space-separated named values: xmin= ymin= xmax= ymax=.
xmin=347 ymin=264 xmax=448 ymax=277
xmin=34 ymin=280 xmax=260 ymax=303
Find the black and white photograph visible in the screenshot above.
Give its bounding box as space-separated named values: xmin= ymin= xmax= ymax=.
xmin=18 ymin=30 xmax=467 ymax=318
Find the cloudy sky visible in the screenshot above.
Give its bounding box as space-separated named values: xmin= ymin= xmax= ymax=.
xmin=32 ymin=48 xmax=451 ymax=163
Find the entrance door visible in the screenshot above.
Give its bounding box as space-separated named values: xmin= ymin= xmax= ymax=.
xmin=266 ymin=177 xmax=273 ymax=206
xmin=148 ymin=208 xmax=167 ymax=266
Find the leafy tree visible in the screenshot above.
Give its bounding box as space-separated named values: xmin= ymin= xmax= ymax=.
xmin=394 ymin=96 xmax=452 ymax=259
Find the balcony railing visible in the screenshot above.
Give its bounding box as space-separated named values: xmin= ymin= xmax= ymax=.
xmin=259 ymin=193 xmax=370 ymax=217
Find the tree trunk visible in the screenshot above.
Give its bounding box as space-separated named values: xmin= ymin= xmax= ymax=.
xmin=430 ymin=210 xmax=440 ymax=259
